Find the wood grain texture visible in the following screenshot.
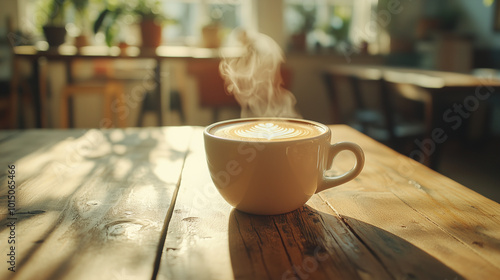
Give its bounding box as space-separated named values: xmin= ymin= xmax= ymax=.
xmin=324 ymin=64 xmax=500 ymax=88
xmin=0 ymin=131 xmax=21 ymax=143
xmin=2 ymin=125 xmax=500 ymax=280
xmin=322 ymin=125 xmax=500 ymax=279
xmin=158 ymin=125 xmax=500 ymax=280
xmin=157 ymin=127 xmax=234 ymax=280
xmin=0 ymin=127 xmax=193 ymax=280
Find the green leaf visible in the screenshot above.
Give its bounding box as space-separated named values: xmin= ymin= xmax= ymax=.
xmin=93 ymin=9 xmax=109 ymax=34
xmin=104 ymin=23 xmax=117 ymax=46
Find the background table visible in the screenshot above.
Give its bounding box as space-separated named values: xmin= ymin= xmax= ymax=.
xmin=1 ymin=125 xmax=500 ymax=280
xmin=12 ymin=45 xmax=242 ymax=128
xmin=323 ymin=65 xmax=500 ymax=168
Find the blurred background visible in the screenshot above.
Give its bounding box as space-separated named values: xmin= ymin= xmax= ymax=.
xmin=1 ymin=0 xmax=499 ymax=201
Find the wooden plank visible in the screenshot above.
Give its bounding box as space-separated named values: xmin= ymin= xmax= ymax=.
xmin=0 ymin=130 xmax=83 ymax=162
xmin=0 ymin=130 xmax=22 ymax=143
xmin=4 ymin=125 xmax=500 ymax=279
xmin=157 ymin=127 xmax=234 ymax=280
xmin=158 ymin=127 xmax=394 ymax=280
xmin=320 ymin=125 xmax=500 ymax=279
xmin=158 ymin=125 xmax=500 ymax=280
xmin=1 ymin=129 xmax=87 ymax=279
xmin=226 ymin=197 xmax=394 ymax=280
xmin=0 ymin=127 xmax=193 ymax=280
xmin=325 ymin=64 xmax=500 ymax=88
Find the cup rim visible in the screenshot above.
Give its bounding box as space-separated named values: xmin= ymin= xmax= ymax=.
xmin=204 ymin=117 xmax=330 ymax=143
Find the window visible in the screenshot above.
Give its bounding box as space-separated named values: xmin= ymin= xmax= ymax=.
xmin=17 ymin=0 xmax=254 ymax=47
xmin=161 ymin=0 xmax=247 ymax=46
xmin=284 ymin=0 xmax=379 ymax=53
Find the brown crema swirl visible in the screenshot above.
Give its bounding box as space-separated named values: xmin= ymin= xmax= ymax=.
xmin=211 ymin=120 xmax=325 ymax=141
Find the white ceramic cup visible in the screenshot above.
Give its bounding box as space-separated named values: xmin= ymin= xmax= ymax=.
xmin=204 ymin=118 xmax=365 ymax=215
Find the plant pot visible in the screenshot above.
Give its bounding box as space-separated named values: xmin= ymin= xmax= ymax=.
xmin=202 ymin=24 xmax=222 ymax=48
xmin=118 ymin=41 xmax=129 ymax=55
xmin=290 ymin=32 xmax=307 ymax=52
xmin=140 ymin=20 xmax=162 ymax=48
xmin=74 ymin=34 xmax=89 ymax=48
xmin=43 ymin=25 xmax=67 ymax=47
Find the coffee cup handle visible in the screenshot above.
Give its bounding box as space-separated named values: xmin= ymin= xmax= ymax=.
xmin=316 ymin=142 xmax=365 ymax=193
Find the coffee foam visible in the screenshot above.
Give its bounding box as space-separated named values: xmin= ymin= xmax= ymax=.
xmin=211 ymin=120 xmax=325 ymax=141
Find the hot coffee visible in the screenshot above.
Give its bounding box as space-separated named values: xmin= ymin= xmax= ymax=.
xmin=204 ymin=118 xmax=365 ymax=215
xmin=209 ymin=119 xmax=325 ymax=141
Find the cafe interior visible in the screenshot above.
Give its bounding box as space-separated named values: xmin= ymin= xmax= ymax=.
xmin=1 ymin=0 xmax=499 ymax=202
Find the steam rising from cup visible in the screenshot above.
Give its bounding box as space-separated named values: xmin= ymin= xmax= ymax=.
xmin=219 ymin=31 xmax=301 ymax=118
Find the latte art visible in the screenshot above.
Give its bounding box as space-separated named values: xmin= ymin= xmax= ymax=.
xmin=235 ymin=123 xmax=309 ymax=140
xmin=211 ymin=120 xmax=325 ymax=141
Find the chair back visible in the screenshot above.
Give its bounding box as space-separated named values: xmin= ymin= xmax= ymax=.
xmin=186 ymin=59 xmax=239 ymax=109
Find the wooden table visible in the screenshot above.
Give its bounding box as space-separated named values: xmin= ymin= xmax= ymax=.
xmin=1 ymin=125 xmax=500 ymax=280
xmin=324 ymin=65 xmax=500 ymax=168
xmin=12 ymin=45 xmax=241 ymax=128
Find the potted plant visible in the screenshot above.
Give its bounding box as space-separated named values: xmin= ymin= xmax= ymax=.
xmin=134 ymin=0 xmax=167 ymax=48
xmin=40 ymin=0 xmax=69 ymax=47
xmin=201 ymin=10 xmax=225 ymax=49
xmin=37 ymin=0 xmax=92 ymax=47
xmin=72 ymin=0 xmax=90 ymax=47
xmin=289 ymin=4 xmax=316 ymax=51
xmin=93 ymin=0 xmax=174 ymax=48
xmin=202 ymin=21 xmax=222 ymax=48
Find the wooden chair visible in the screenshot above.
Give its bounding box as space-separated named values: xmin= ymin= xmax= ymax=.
xmin=1 ymin=17 xmax=36 ymax=129
xmin=187 ymin=59 xmax=293 ymax=122
xmin=0 ymin=80 xmax=15 ymax=129
xmin=60 ymin=80 xmax=127 ymax=128
xmin=60 ymin=60 xmax=127 ymax=128
xmin=323 ymin=71 xmax=426 ymax=153
xmin=187 ymin=59 xmax=239 ymax=122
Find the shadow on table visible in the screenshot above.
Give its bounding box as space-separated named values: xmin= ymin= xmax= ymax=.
xmin=0 ymin=130 xmax=84 ymax=167
xmin=227 ymin=206 xmax=464 ymax=280
xmin=1 ymin=128 xmax=187 ymax=279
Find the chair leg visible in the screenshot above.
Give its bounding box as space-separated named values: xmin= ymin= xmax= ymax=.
xmin=60 ymin=87 xmax=71 ymax=128
xmin=10 ymin=83 xmax=19 ymax=129
xmin=154 ymin=91 xmax=162 ymax=126
xmin=212 ymin=109 xmax=219 ymax=123
xmin=103 ymin=83 xmax=114 ymax=128
xmin=60 ymin=82 xmax=127 ymax=129
xmin=113 ymin=82 xmax=127 ymax=128
xmin=170 ymin=90 xmax=185 ymax=124
xmin=136 ymin=90 xmax=148 ymax=127
xmin=178 ymin=105 xmax=186 ymax=124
